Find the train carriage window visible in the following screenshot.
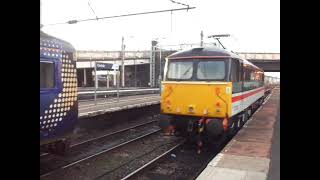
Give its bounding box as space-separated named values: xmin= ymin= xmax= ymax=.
xmin=40 ymin=61 xmax=55 ymax=89
xmin=243 ymin=65 xmax=254 ymax=91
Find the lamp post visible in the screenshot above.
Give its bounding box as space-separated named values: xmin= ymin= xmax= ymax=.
xmin=94 ymin=58 xmax=97 ymax=105
xmin=121 ymin=37 xmax=125 ymax=87
xmin=120 ymin=36 xmax=134 ymax=88
xmin=152 ymin=37 xmax=166 ymax=94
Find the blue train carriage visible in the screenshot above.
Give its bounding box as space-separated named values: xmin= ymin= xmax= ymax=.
xmin=40 ymin=31 xmax=78 ymax=154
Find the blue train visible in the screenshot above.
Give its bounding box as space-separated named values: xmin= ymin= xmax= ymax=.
xmin=40 ymin=31 xmax=78 ymax=154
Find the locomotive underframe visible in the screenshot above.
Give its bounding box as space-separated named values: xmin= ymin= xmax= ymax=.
xmin=160 ymin=96 xmax=265 ymax=143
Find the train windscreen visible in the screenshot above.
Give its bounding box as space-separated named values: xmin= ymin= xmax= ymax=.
xmin=166 ymin=59 xmax=226 ymax=81
xmin=40 ymin=61 xmax=55 ymax=89
xmin=197 ymin=61 xmax=225 ymax=80
xmin=167 ymin=61 xmax=193 ymax=80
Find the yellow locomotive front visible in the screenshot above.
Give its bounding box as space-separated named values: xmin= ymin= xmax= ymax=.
xmin=161 ymin=81 xmax=232 ymax=119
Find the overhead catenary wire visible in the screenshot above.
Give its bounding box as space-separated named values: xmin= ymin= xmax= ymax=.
xmin=87 ymin=0 xmax=99 ymax=20
xmin=43 ymin=7 xmax=195 ymax=27
xmin=169 ymin=0 xmax=190 ymax=9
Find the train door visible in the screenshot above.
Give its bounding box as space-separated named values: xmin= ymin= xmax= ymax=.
xmin=238 ymin=60 xmax=244 ymax=114
xmin=231 ymin=58 xmax=242 ymax=111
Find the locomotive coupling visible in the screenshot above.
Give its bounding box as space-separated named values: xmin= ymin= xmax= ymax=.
xmin=196 ymin=118 xmax=205 ymax=154
xmin=197 ymin=118 xmax=205 ymax=133
xmin=159 ymin=114 xmax=175 ymax=135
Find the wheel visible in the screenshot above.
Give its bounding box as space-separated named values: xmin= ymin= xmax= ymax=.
xmin=247 ymin=107 xmax=252 ymax=119
xmin=227 ymin=122 xmax=236 ymax=137
xmin=158 ymin=114 xmax=173 ymax=131
xmin=239 ymin=113 xmax=245 ymax=128
xmin=227 ymin=117 xmax=238 ymax=137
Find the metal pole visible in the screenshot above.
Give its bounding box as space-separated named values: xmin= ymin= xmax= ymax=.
xmin=83 ymin=68 xmax=87 ymax=86
xmin=106 ymin=72 xmax=109 ymax=89
xmin=159 ymin=47 xmax=162 ymax=94
xmin=113 ymin=69 xmax=117 ymax=86
xmin=200 ymin=30 xmax=203 ymax=47
xmin=134 ymin=56 xmax=137 ymax=87
xmin=105 ymin=71 xmax=109 ymax=101
xmin=150 ymin=45 xmax=153 ymax=87
xmin=117 ymin=70 xmax=120 ymax=103
xmin=121 ymin=36 xmax=125 ymax=87
xmin=94 ymin=59 xmax=97 ymax=105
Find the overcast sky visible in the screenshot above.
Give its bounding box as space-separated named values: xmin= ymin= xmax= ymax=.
xmin=42 ymin=0 xmax=279 ymax=51
xmin=41 ymin=0 xmax=280 ymax=78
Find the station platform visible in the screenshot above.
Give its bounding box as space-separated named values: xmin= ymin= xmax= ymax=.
xmin=78 ymin=94 xmax=160 ymax=118
xmin=196 ymin=87 xmax=280 ymax=180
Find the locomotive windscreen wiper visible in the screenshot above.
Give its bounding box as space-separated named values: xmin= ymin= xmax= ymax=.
xmin=182 ymin=66 xmax=192 ymax=77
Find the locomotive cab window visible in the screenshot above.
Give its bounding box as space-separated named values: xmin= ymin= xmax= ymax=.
xmin=197 ymin=61 xmax=225 ymax=80
xmin=40 ymin=61 xmax=55 ymax=89
xmin=166 ymin=59 xmax=226 ymax=81
xmin=167 ymin=61 xmax=193 ymax=80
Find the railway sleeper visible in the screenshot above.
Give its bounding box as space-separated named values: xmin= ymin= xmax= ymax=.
xmin=45 ymin=139 xmax=70 ymax=155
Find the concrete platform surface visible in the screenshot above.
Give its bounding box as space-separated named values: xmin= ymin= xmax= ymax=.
xmin=197 ymin=87 xmax=280 ymax=180
xmin=78 ymin=94 xmax=160 ymax=118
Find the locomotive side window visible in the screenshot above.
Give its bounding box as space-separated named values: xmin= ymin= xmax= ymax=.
xmin=40 ymin=61 xmax=55 ymax=89
xmin=243 ymin=65 xmax=254 ymax=91
xmin=197 ymin=61 xmax=225 ymax=80
xmin=243 ymin=64 xmax=264 ymax=91
xmin=231 ymin=59 xmax=241 ymax=93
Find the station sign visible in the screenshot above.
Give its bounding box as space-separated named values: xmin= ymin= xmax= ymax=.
xmin=96 ymin=62 xmax=119 ymax=71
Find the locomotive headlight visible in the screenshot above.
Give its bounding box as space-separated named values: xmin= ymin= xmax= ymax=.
xmin=216 ymin=88 xmax=221 ymax=95
xmin=216 ymin=102 xmax=221 ymax=107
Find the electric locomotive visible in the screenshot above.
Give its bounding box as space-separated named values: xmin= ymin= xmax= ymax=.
xmin=159 ymin=47 xmax=265 ymax=143
xmin=40 ymin=31 xmax=78 ymax=154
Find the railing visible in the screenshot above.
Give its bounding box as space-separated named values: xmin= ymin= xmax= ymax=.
xmin=76 ymin=50 xmax=280 ymax=61
xmin=78 ymin=88 xmax=159 ymax=95
xmin=237 ymin=53 xmax=280 ymax=60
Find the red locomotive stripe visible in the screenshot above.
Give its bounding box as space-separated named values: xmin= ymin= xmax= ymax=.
xmin=232 ymin=88 xmax=264 ymax=103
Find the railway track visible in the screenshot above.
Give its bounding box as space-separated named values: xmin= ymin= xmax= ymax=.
xmin=124 ymin=135 xmax=229 ymax=180
xmin=40 ymin=119 xmax=158 ymax=157
xmin=123 ymin=94 xmax=273 ymax=180
xmin=40 ymin=120 xmax=161 ymax=178
xmin=95 ymin=141 xmax=185 ymax=180
xmin=118 ymin=142 xmax=184 ymax=180
xmin=40 ymin=130 xmax=181 ymax=180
